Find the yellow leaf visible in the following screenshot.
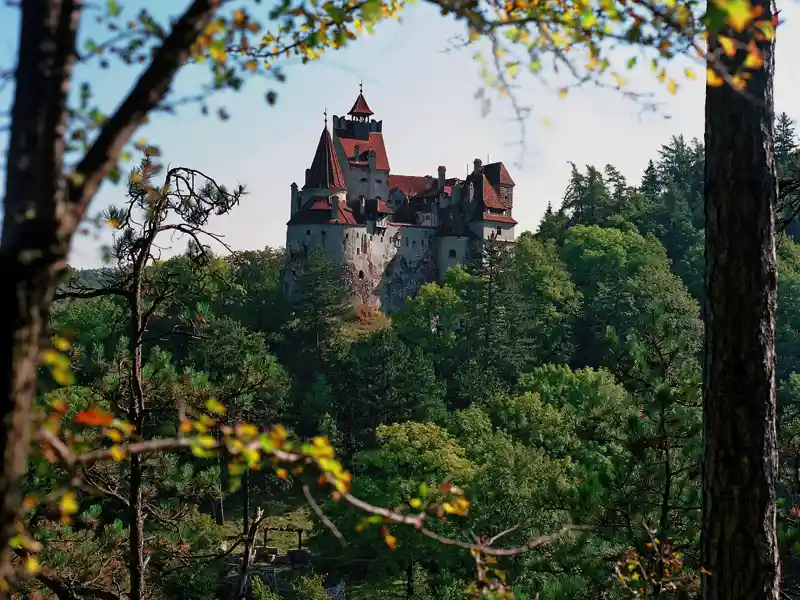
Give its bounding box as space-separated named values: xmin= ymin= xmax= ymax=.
xmin=731 ymin=74 xmax=746 ymax=90
xmin=197 ymin=435 xmax=216 ymax=449
xmin=235 ymin=423 xmax=258 ymax=440
xmin=667 ymin=79 xmax=679 ymax=95
xmin=51 ymin=367 xmax=75 ymax=386
xmin=205 ymin=398 xmax=227 ymax=416
xmin=24 ymin=556 xmax=39 ymax=575
xmin=384 ymin=534 xmax=397 ymax=549
xmin=53 ymin=336 xmax=70 ymax=351
xmin=558 ymin=87 xmax=568 ymax=98
xmin=718 ymin=0 xmax=754 ymax=32
xmin=110 ymin=446 xmax=126 ymax=461
xmin=744 ymin=43 xmax=764 ymax=69
xmin=613 ymin=72 xmax=626 ymax=87
xmin=244 ymin=60 xmax=257 ymax=72
xmin=718 ymin=35 xmax=737 ymax=57
xmin=276 ymin=468 xmax=288 ymax=480
xmin=59 ymin=492 xmax=78 ymax=522
xmin=684 ymin=67 xmax=697 ymax=80
xmin=707 ymin=67 xmax=725 ymax=87
xmin=209 ymin=42 xmax=227 ymax=63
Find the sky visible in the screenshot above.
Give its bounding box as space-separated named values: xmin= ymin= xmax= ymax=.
xmin=1 ymin=1 xmax=799 ymax=269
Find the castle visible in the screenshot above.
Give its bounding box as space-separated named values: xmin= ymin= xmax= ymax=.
xmin=286 ymin=87 xmax=518 ymax=313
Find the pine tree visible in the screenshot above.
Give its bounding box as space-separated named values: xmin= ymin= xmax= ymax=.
xmin=776 ymin=112 xmax=798 ymax=173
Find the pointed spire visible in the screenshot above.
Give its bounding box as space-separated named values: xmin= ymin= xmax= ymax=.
xmin=348 ymin=82 xmax=374 ymax=118
xmin=305 ymin=124 xmax=347 ymax=191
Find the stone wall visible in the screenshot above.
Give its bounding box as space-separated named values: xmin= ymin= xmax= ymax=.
xmin=341 ymin=224 xmax=438 ymax=313
xmin=287 ymin=223 xmax=480 ymax=314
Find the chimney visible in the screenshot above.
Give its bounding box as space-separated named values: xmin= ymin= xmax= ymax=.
xmin=305 ymin=168 xmax=311 ymax=187
xmin=367 ymin=150 xmax=377 ymax=199
xmin=331 ymin=195 xmax=340 ymax=221
xmin=290 ymin=182 xmax=299 ymax=217
xmin=437 ymin=166 xmax=446 ymax=193
xmin=473 ymin=158 xmax=482 ymax=174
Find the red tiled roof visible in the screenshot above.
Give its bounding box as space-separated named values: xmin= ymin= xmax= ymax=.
xmin=288 ymin=196 xmax=358 ymax=225
xmin=305 ymin=127 xmax=347 ymax=191
xmin=483 ymin=162 xmax=515 ymax=186
xmin=388 ymin=174 xmax=433 ymax=197
xmin=482 ymin=176 xmax=506 ymax=210
xmin=337 ymin=133 xmax=390 ymax=171
xmin=348 ymin=92 xmax=374 ymax=117
xmin=481 ymin=212 xmax=517 ymax=225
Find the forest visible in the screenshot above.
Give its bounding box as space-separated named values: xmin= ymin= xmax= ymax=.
xmin=15 ymin=113 xmax=797 ymax=600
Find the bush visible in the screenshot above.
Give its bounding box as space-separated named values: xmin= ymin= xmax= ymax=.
xmin=289 ymin=575 xmax=330 ymax=600
xmin=252 ymin=576 xmax=281 ymax=600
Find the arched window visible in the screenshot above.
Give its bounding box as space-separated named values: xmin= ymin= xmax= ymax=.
xmin=449 ymin=249 xmax=457 ymax=258
xmin=358 ymin=270 xmax=365 ymax=279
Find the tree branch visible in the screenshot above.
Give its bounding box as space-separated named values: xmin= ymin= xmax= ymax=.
xmin=67 ymin=0 xmax=222 ymax=216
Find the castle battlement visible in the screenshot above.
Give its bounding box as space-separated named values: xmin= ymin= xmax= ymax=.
xmin=286 ymin=86 xmax=517 ymax=312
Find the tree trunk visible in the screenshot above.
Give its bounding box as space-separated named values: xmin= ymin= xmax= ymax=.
xmin=0 ymin=1 xmax=79 ymax=586
xmin=216 ymin=427 xmax=226 ymax=525
xmin=242 ymin=469 xmax=251 ymax=537
xmin=128 ymin=455 xmax=146 ymax=600
xmin=406 ymin=557 xmax=414 ymax=599
xmin=702 ymin=2 xmax=780 ymax=597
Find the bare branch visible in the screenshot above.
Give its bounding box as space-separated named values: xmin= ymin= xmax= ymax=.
xmin=67 ymin=0 xmax=222 ymax=216
xmin=303 ymin=483 xmax=346 ymax=546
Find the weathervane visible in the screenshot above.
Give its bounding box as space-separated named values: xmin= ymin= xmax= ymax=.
xmin=324 ymin=108 xmax=328 ymax=128
xmin=359 ymin=79 xmax=363 ymax=94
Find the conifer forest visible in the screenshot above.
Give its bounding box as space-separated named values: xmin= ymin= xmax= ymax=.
xmin=1 ymin=1 xmax=797 ymax=600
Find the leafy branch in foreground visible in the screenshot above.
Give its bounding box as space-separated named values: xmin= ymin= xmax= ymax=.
xmin=22 ymin=394 xmax=575 ymax=599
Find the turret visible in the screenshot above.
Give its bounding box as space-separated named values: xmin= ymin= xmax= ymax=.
xmin=290 ymin=182 xmax=299 ymax=218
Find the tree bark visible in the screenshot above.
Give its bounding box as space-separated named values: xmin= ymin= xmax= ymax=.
xmin=0 ymin=0 xmax=79 ymax=585
xmin=702 ymin=2 xmax=780 ymax=597
xmin=0 ymin=2 xmax=221 ymax=590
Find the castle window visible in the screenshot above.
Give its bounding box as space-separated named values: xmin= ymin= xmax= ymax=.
xmin=361 ymin=177 xmax=368 ymax=182
xmin=321 ymin=230 xmax=326 ymax=244
xmin=412 ymin=240 xmax=416 ymax=247
xmin=358 ymin=270 xmax=365 ymax=279
xmin=449 ymin=249 xmax=457 ymax=258
xmin=306 ymin=229 xmax=310 ymax=236
xmin=376 ymin=179 xmax=382 ymax=183
xmin=496 ymin=227 xmax=502 ymax=236
xmin=356 ymin=248 xmax=360 ymax=255
xmin=346 ymin=233 xmax=349 ymax=240
xmin=405 ymin=237 xmax=409 ymax=247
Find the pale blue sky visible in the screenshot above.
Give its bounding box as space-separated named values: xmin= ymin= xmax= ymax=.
xmin=1 ymin=2 xmax=799 ymax=268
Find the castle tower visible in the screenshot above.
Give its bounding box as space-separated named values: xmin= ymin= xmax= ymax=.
xmin=347 ymin=80 xmax=374 ymax=122
xmin=304 ymin=110 xmax=347 ymax=194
